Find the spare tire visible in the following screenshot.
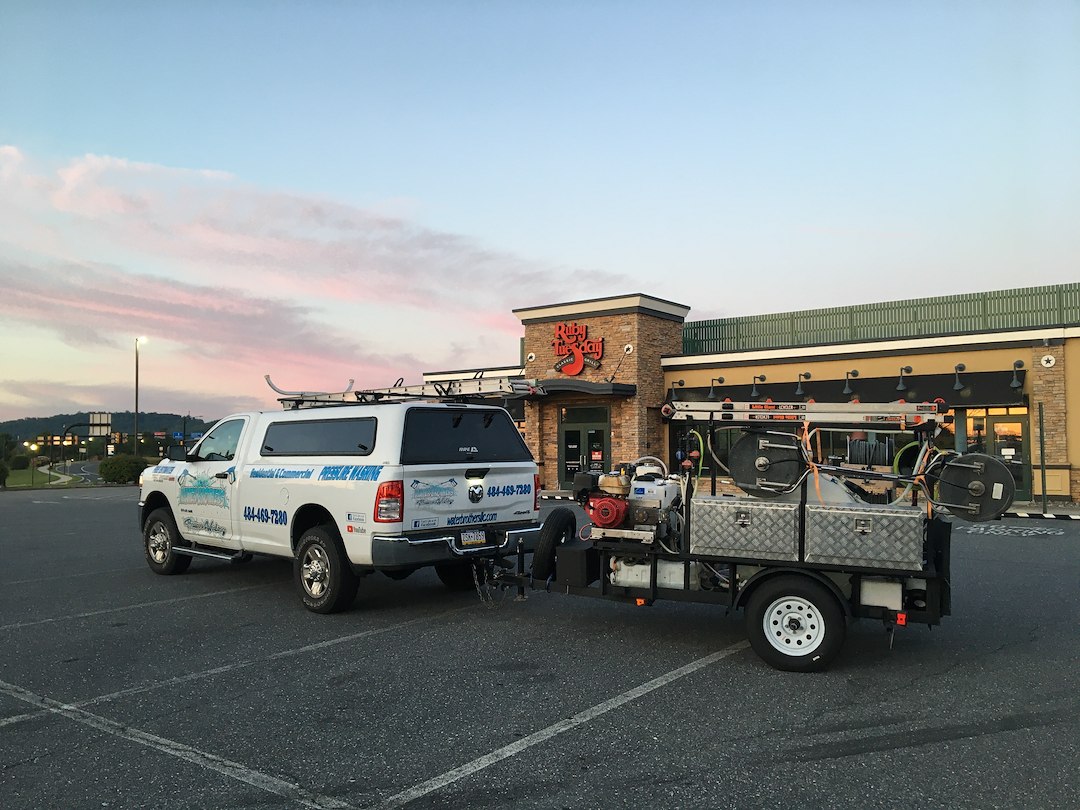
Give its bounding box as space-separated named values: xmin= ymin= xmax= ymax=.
xmin=532 ymin=507 xmax=576 ymax=580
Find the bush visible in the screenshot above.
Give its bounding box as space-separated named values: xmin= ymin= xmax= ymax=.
xmin=10 ymin=455 xmax=29 ymax=470
xmin=99 ymin=455 xmax=150 ymax=484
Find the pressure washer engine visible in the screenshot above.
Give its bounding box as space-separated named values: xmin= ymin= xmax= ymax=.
xmin=572 ymin=460 xmax=682 ymax=542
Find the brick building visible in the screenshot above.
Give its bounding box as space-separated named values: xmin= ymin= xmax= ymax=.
xmin=426 ymin=284 xmax=1080 ymax=504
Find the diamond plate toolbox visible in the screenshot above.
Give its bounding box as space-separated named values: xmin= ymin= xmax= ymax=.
xmin=690 ymin=497 xmax=799 ymax=561
xmin=804 ymin=504 xmax=924 ymax=570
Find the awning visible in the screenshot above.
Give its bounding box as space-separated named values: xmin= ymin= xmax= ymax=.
xmin=535 ymin=380 xmax=637 ymax=397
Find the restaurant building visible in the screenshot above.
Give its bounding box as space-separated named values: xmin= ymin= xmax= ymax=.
xmin=426 ymin=283 xmax=1080 ymax=504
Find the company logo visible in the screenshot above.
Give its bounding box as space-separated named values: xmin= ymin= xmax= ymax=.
xmin=411 ymin=478 xmax=458 ymax=507
xmin=468 ymin=484 xmax=484 ymax=503
xmin=553 ymin=321 xmax=603 ymax=376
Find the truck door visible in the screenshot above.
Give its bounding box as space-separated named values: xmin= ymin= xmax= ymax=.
xmin=176 ymin=417 xmax=247 ymax=549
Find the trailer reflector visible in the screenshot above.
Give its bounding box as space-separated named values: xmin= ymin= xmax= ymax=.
xmin=896 ymin=612 xmax=908 ymax=626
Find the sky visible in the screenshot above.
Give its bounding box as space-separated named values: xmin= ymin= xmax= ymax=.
xmin=1 ymin=1 xmax=1078 ymax=423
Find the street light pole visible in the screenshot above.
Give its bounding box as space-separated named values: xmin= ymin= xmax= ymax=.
xmin=134 ymin=336 xmax=147 ymax=456
xmin=23 ymin=441 xmax=38 ymax=488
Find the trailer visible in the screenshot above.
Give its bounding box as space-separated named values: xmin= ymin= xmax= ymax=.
xmin=490 ymin=398 xmax=1017 ymax=672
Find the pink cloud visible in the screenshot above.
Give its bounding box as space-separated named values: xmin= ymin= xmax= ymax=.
xmin=0 ymin=145 xmax=636 ymax=420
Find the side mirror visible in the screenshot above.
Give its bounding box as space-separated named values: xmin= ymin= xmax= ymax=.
xmin=167 ymin=445 xmax=189 ymax=461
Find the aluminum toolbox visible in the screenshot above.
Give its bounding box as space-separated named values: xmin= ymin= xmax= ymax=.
xmin=690 ymin=497 xmax=799 ymax=561
xmin=804 ymin=503 xmax=925 ymax=570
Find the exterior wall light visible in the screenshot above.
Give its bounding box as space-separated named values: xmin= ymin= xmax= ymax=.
xmin=751 ymin=374 xmax=766 ymax=399
xmin=795 ymin=371 xmax=811 ymax=397
xmin=842 ymin=369 xmax=859 ymax=396
xmin=953 ymin=363 xmax=967 ymax=391
xmin=706 ymin=377 xmax=725 ymax=400
xmin=896 ymin=366 xmax=912 ymax=392
xmin=1010 ymin=360 xmax=1024 ymax=389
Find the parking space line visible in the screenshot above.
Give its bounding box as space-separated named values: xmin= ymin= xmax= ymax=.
xmin=0 ymin=606 xmax=471 ymax=730
xmin=375 ymin=640 xmax=750 ymax=808
xmin=1 ymin=566 xmax=145 ymax=586
xmin=0 ymin=679 xmax=353 ymax=809
xmin=0 ymin=583 xmax=274 ymax=631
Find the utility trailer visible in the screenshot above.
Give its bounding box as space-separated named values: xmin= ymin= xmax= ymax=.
xmin=490 ymin=399 xmax=1017 ymax=672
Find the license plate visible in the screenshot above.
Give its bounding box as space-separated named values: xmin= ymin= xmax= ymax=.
xmin=460 ymin=529 xmax=487 ymax=546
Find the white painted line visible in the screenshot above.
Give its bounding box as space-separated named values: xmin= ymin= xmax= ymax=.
xmin=0 ymin=606 xmax=471 ymax=730
xmin=375 ymin=640 xmax=750 ymax=809
xmin=1 ymin=566 xmax=144 ymax=586
xmin=0 ymin=679 xmax=353 ymax=809
xmin=0 ymin=583 xmax=273 ymax=631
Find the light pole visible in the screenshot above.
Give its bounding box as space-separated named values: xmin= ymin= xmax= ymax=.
xmin=134 ymin=336 xmax=147 ymax=456
xmin=23 ymin=441 xmax=38 ymax=488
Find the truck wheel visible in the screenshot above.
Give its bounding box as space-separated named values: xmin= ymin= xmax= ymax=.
xmin=143 ymin=508 xmax=192 ymax=575
xmin=532 ymin=507 xmax=576 ymax=580
xmin=434 ymin=562 xmax=486 ymax=590
xmin=745 ymin=575 xmax=846 ymax=672
xmin=295 ymin=527 xmax=358 ymax=614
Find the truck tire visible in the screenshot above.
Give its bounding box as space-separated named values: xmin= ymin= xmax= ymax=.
xmin=532 ymin=507 xmax=576 ymax=580
xmin=143 ymin=508 xmax=192 ymax=575
xmin=295 ymin=526 xmax=359 ymax=614
xmin=745 ymin=575 xmax=846 ymax=672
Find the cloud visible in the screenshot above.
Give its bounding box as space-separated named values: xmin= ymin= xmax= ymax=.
xmin=1 ymin=148 xmax=632 ymax=319
xmin=0 ymin=145 xmax=634 ymax=420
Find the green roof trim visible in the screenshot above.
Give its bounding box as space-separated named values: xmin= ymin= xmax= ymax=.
xmin=682 ymin=283 xmax=1080 ymax=355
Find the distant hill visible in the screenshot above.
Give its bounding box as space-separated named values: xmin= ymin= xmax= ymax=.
xmin=0 ymin=412 xmax=217 ymax=442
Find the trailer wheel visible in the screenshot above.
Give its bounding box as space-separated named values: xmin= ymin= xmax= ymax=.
xmin=143 ymin=508 xmax=192 ymax=575
xmin=295 ymin=526 xmax=358 ymax=614
xmin=746 ymin=575 xmax=845 ymax=672
xmin=532 ymin=507 xmax=576 ymax=580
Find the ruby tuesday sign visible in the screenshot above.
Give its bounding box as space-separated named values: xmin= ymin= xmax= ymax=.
xmin=553 ymin=321 xmax=604 ymax=376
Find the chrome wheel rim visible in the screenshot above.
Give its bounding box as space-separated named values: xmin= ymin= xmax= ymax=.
xmin=301 ymin=545 xmax=330 ymax=598
xmin=763 ymin=595 xmax=824 ymax=656
xmin=148 ymin=523 xmax=170 ymax=564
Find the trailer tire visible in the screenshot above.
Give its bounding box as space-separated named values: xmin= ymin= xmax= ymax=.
xmin=143 ymin=508 xmax=192 ymax=575
xmin=746 ymin=575 xmax=845 ymax=672
xmin=295 ymin=526 xmax=358 ymax=614
xmin=532 ymin=507 xmax=576 ymax=580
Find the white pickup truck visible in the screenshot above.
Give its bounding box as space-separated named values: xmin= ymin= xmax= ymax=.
xmin=138 ymin=401 xmax=541 ymax=612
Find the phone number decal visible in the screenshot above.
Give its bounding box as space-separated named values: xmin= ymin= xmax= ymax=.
xmin=486 ymin=483 xmax=532 ymax=498
xmin=243 ymin=506 xmax=288 ymax=526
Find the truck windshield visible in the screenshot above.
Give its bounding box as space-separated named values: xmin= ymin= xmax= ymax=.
xmin=401 ymin=408 xmax=531 ymax=464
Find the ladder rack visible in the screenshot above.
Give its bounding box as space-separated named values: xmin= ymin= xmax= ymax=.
xmin=663 ymin=399 xmax=944 ymax=431
xmin=267 ymin=374 xmax=546 ymax=409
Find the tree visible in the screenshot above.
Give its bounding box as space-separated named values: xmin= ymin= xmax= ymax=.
xmin=99 ymin=455 xmax=149 ymax=485
xmin=0 ymin=433 xmax=14 ymax=463
xmin=0 ymin=461 xmax=8 ymax=488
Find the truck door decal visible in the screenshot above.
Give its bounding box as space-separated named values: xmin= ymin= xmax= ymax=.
xmin=177 ymin=470 xmax=229 ymax=508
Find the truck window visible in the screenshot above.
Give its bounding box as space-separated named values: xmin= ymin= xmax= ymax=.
xmin=401 ymin=408 xmax=532 ymax=464
xmin=195 ymin=419 xmax=245 ymax=461
xmin=260 ymin=418 xmax=377 ymax=456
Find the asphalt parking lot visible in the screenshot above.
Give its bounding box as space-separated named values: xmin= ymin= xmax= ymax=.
xmin=2 ymin=488 xmax=1079 ymax=809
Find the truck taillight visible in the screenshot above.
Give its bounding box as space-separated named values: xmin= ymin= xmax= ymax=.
xmin=534 ymin=474 xmax=540 ymax=511
xmin=374 ymin=480 xmax=403 ymax=523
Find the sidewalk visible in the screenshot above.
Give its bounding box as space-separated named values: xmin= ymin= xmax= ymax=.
xmin=1007 ymin=500 xmax=1080 ymax=519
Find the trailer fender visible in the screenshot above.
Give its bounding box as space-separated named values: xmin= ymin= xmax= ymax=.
xmin=734 ymin=568 xmax=852 ymax=617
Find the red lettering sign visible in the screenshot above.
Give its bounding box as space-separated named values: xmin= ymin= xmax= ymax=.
xmin=552 ymin=322 xmax=604 ymax=376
